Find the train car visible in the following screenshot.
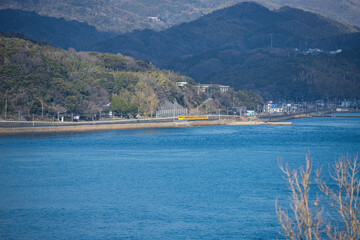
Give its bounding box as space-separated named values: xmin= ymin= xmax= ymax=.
xmin=178 ymin=115 xmax=208 ymax=121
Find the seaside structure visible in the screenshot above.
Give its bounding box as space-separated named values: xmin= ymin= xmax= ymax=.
xmin=196 ymin=84 xmax=230 ymax=93
xmin=176 ymin=82 xmax=188 ymax=87
xmin=156 ymin=100 xmax=187 ymax=118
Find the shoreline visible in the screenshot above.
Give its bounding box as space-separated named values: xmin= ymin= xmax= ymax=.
xmin=0 ymin=119 xmax=291 ymax=135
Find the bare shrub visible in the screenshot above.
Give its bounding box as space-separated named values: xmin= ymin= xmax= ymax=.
xmin=276 ymin=154 xmax=322 ymax=240
xmin=317 ymin=155 xmax=360 ymax=240
xmin=277 ymin=154 xmax=360 ymax=240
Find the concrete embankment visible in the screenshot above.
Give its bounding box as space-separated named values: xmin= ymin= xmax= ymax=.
xmin=0 ymin=118 xmax=291 ymax=135
xmin=258 ymin=110 xmax=333 ymax=122
xmin=0 ymin=119 xmax=229 ymax=135
xmin=227 ymin=121 xmax=292 ymax=126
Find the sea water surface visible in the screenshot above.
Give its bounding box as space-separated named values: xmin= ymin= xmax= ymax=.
xmin=0 ymin=116 xmax=360 ymax=239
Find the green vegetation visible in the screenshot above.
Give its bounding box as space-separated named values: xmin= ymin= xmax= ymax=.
xmin=0 ymin=37 xmax=189 ymax=118
xmin=0 ymin=36 xmax=262 ymax=119
xmin=235 ymin=90 xmax=264 ymax=110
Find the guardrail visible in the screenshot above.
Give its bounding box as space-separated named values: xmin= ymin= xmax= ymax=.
xmin=0 ymin=115 xmax=235 ymax=128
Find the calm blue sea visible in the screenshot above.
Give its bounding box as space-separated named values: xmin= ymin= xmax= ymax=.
xmin=0 ymin=116 xmax=360 ymax=239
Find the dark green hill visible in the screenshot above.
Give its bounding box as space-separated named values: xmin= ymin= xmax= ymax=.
xmin=92 ymin=2 xmax=360 ymax=100
xmin=0 ymin=36 xmax=198 ymax=118
xmin=0 ymin=9 xmax=114 ymax=50
xmin=171 ymin=47 xmax=360 ymax=100
xmin=0 ymin=36 xmax=263 ymax=119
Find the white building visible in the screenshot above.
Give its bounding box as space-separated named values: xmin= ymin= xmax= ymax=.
xmin=176 ymin=82 xmax=188 ymax=87
xmin=148 ymin=17 xmax=160 ymax=22
xmin=219 ymin=85 xmax=230 ymax=93
xmin=197 ymin=84 xmax=230 ymax=93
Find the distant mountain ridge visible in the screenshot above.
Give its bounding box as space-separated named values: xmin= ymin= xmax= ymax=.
xmin=0 ymin=0 xmax=359 ymax=33
xmin=91 ymin=2 xmax=360 ymax=100
xmin=1 ymin=2 xmax=360 ymax=101
xmin=0 ymin=9 xmax=114 ymax=50
xmin=92 ymin=2 xmax=355 ymax=64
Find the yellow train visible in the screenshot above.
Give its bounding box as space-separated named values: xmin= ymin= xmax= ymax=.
xmin=178 ymin=115 xmax=208 ymax=121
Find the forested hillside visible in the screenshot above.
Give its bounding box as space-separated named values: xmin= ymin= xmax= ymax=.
xmin=171 ymin=47 xmax=360 ymax=100
xmin=92 ymin=2 xmax=360 ymax=100
xmin=0 ymin=36 xmax=197 ymax=118
xmin=0 ymin=0 xmax=359 ymax=33
xmin=0 ymin=36 xmax=263 ymax=119
xmin=0 ymin=9 xmax=114 ymax=50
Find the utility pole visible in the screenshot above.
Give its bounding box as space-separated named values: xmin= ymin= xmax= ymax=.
xmin=4 ymin=98 xmax=7 ymax=120
xmin=35 ymin=97 xmax=44 ymax=119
